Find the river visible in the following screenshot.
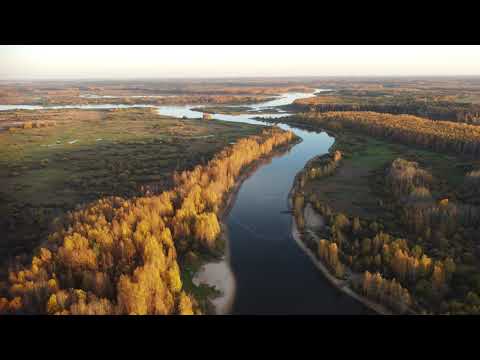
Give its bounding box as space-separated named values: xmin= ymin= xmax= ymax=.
xmin=157 ymin=90 xmax=371 ymax=314
xmin=1 ymin=90 xmax=371 ymax=314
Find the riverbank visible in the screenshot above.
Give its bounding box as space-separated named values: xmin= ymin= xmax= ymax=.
xmin=193 ymin=134 xmax=301 ymax=315
xmin=288 ymin=158 xmax=394 ymax=315
xmin=192 ymin=224 xmax=235 ymax=315
xmin=291 ymin=215 xmax=392 ymax=315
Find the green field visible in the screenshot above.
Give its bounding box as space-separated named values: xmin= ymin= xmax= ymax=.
xmin=304 ymin=130 xmax=471 ymax=228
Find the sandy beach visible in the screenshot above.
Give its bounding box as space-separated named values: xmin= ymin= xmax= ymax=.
xmin=193 ymin=258 xmax=236 ymax=315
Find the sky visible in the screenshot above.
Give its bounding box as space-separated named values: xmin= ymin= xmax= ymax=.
xmin=1 ymin=45 xmax=480 ymax=79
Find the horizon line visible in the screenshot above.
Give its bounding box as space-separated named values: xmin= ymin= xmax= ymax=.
xmin=2 ymin=74 xmax=480 ymax=82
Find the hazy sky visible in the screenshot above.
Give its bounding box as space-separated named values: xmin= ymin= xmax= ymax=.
xmin=1 ymin=45 xmax=480 ymax=79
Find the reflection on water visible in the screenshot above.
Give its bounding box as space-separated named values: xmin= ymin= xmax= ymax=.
xmin=250 ymin=90 xmax=320 ymax=110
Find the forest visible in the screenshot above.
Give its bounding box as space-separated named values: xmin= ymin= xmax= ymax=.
xmin=293 ymin=97 xmax=480 ymax=124
xmin=0 ymin=127 xmax=294 ymax=314
xmin=293 ymin=111 xmax=480 ymax=156
xmin=291 ymin=79 xmax=480 ymax=124
xmin=292 ymin=137 xmax=480 ymax=314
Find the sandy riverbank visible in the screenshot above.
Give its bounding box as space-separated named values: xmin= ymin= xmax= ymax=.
xmin=192 ymin=222 xmax=236 ymax=315
xmin=304 ymin=203 xmax=324 ymax=230
xmin=192 ymin=257 xmax=235 ymax=315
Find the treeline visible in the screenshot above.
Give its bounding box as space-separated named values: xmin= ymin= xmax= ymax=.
xmin=8 ymin=120 xmax=57 ymax=132
xmin=34 ymin=95 xmax=274 ymax=107
xmin=386 ymin=158 xmax=480 ymax=248
xmin=384 ymin=159 xmax=480 ymax=313
xmin=295 ymin=111 xmax=480 ymax=156
xmin=317 ymin=239 xmax=344 ymax=278
xmin=0 ymin=127 xmax=294 ymax=315
xmin=386 ymin=158 xmax=434 ymax=201
xmin=355 ymin=271 xmax=412 ymax=313
xmin=293 ymin=99 xmax=480 ymax=124
xmin=296 ymin=151 xmax=342 ymax=190
xmin=293 ymin=150 xmax=342 ymax=230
